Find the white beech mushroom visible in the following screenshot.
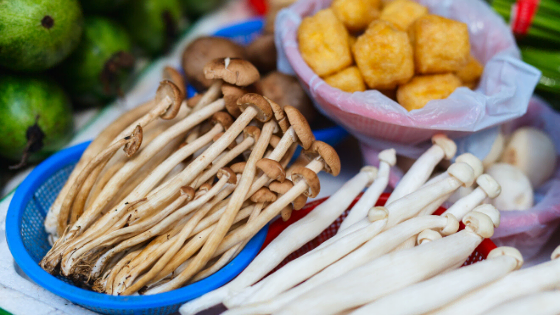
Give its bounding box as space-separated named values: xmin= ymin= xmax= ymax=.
xmin=351 ymin=246 xmax=523 ymax=315
xmin=500 ymin=127 xmax=556 ymax=188
xmin=482 ymin=130 xmax=505 ymax=168
xmin=443 ymin=175 xmax=501 ymax=220
xmin=386 ymin=134 xmax=456 ymax=205
xmin=230 ymin=212 xmax=460 ymax=315
xmin=486 ymin=163 xmax=534 ymax=210
xmin=275 ymin=212 xmax=495 ymax=315
xmin=432 ymin=245 xmax=560 ymax=315
xmin=485 ymin=291 xmax=560 ymax=315
xmin=339 ymin=149 xmax=396 ymax=231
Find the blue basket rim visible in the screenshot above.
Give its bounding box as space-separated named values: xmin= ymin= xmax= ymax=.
xmin=6 ymin=141 xmax=268 ymax=310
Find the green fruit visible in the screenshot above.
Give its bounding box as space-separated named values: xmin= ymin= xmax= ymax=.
xmin=0 ymin=75 xmax=73 ymax=165
xmin=122 ymin=0 xmax=185 ymax=56
xmin=79 ymin=0 xmax=129 ymax=14
xmin=59 ymin=16 xmax=134 ymax=107
xmin=0 ymin=0 xmax=83 ymax=72
xmin=182 ymin=0 xmax=223 ymax=17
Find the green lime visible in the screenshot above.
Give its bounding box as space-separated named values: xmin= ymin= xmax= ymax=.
xmin=0 ymin=75 xmax=73 ymax=166
xmin=58 ymin=16 xmax=134 ymax=107
xmin=121 ymin=0 xmax=185 ymax=56
xmin=0 ymin=0 xmax=83 ymax=72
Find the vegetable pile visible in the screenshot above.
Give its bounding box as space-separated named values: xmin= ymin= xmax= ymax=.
xmin=297 ymin=0 xmax=484 ymax=111
xmin=39 ymin=55 xmax=341 ymax=296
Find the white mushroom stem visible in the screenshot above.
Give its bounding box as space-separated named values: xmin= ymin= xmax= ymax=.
xmin=137 ymin=120 xmax=275 ymax=294
xmin=386 ymin=135 xmax=456 ymax=205
xmin=233 ymin=213 xmax=459 ymax=315
xmin=339 ymin=149 xmax=396 ymax=231
xmin=181 ymin=161 xmax=366 ymax=314
xmin=431 ymin=245 xmax=560 ymax=315
xmin=351 ymin=247 xmax=523 ymax=315
xmin=192 ymin=81 xmax=223 ymax=112
xmin=223 ymin=207 xmax=390 ymax=310
xmin=485 ymin=291 xmax=560 ymax=315
xmin=120 ymin=169 xmax=236 ymax=294
xmin=276 ymin=212 xmax=494 ymax=315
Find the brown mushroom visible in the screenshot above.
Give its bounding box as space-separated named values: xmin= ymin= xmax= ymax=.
xmin=186 ymin=94 xmax=203 ymax=108
xmin=162 ymin=66 xmax=187 ymax=96
xmin=236 ymin=93 xmax=273 ymax=122
xmin=270 ymin=135 xmax=281 ymax=149
xmin=270 ymin=180 xmax=295 ymax=220
xmin=156 ymin=80 xmax=185 ymax=120
xmin=231 ymin=162 xmax=247 ymax=174
xmin=291 ymin=167 xmax=321 ymax=198
xmin=250 ymin=187 xmax=278 ymax=203
xmin=303 ymin=141 xmax=341 ymax=176
xmin=204 ymin=58 xmax=260 ymax=87
xmin=284 ymin=106 xmax=315 ymax=150
xmin=261 ymin=71 xmax=315 ymax=122
xmin=265 ymin=97 xmax=290 ymax=133
xmin=256 ymin=158 xmax=286 ymax=183
xmin=246 ymin=34 xmax=277 ymax=74
xmin=222 ymin=84 xmax=245 ymax=117
xmin=182 ymin=37 xmax=246 ymax=91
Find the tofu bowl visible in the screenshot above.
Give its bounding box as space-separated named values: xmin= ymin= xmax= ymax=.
xmin=275 ymin=0 xmax=541 ymax=147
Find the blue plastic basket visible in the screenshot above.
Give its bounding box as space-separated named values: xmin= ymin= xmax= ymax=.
xmin=5 ymin=140 xmax=268 ymax=315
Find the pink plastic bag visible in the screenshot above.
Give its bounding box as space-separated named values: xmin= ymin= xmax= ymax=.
xmin=363 ymin=97 xmax=560 ymax=259
xmin=274 ymin=0 xmax=541 ymax=156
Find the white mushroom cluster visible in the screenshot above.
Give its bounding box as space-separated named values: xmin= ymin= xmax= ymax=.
xmin=40 ymin=57 xmax=341 ymax=296
xmin=179 ymin=135 xmax=518 ymax=315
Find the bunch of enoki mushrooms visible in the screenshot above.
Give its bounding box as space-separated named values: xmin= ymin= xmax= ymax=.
xmin=39 ymin=57 xmax=341 ymax=296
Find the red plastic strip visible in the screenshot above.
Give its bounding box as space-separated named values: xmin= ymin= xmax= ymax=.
xmin=511 ymin=0 xmax=540 ymax=35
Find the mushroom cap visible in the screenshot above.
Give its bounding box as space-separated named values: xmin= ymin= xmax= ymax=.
xmin=440 ymin=213 xmax=459 ymax=236
xmin=472 ymin=204 xmax=501 ymax=228
xmin=230 ymin=162 xmax=246 ymax=174
xmin=378 ymin=148 xmax=397 ymax=167
xmin=217 ymin=167 xmax=237 ymax=184
xmin=257 ymin=158 xmax=286 ymax=182
xmin=181 ymin=36 xmax=246 ymax=91
xmin=204 ymin=58 xmax=260 ymax=87
xmin=221 ymin=84 xmax=244 ymax=117
xmin=281 ymin=205 xmax=293 ymax=221
xmin=211 ymin=112 xmax=233 ymax=130
xmin=243 ymin=126 xmax=261 ymax=141
xmin=447 ymin=162 xmax=475 ymax=187
xmin=246 ymin=34 xmax=277 ymax=73
xmin=180 ymin=186 xmax=195 ymax=202
xmin=186 ymin=94 xmax=203 ymax=108
xmin=368 ymin=206 xmax=389 ymax=222
xmin=123 ymin=125 xmax=143 ymax=157
xmin=264 ymin=96 xmax=290 ymax=133
xmin=476 ymin=174 xmax=501 ymax=199
xmin=237 ymin=93 xmax=273 ymax=122
xmin=304 ymin=141 xmax=341 ymax=176
xmin=431 ymin=134 xmax=457 ymax=160
xmin=162 ymin=66 xmax=187 ymax=96
xmin=292 ymin=167 xmax=320 ymax=198
xmin=488 ymin=247 xmax=523 ymax=270
xmin=156 ymin=80 xmax=185 ymax=120
xmin=198 ymin=183 xmax=212 ymax=193
xmin=456 ymin=153 xmax=484 ymax=179
xmin=261 ymin=71 xmax=315 ymax=122
xmin=284 ymin=106 xmax=314 ymax=149
xmin=463 ymin=211 xmax=495 ymax=238
xmin=360 ymin=166 xmax=378 ymax=186
xmin=417 ymin=229 xmax=442 ymax=245
xmin=250 ymin=187 xmax=277 ymax=203
xmin=293 ymin=194 xmax=308 ymax=210
xmin=270 ymin=135 xmax=281 ymax=148
xmin=269 ymin=180 xmax=294 ymax=194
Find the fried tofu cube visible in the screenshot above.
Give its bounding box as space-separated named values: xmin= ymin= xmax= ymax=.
xmin=331 ymin=0 xmax=380 ymax=32
xmin=410 ymin=14 xmax=470 ymax=74
xmin=455 ymin=54 xmax=484 ymax=85
xmin=397 ymin=73 xmax=462 ymax=111
xmin=298 ymin=9 xmax=353 ymax=77
xmin=380 ymin=0 xmax=428 ymax=31
xmin=352 ymin=20 xmax=414 ymax=89
xmin=324 ymin=66 xmax=367 ymax=93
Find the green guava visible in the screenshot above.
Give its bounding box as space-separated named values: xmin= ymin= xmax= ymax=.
xmin=0 ymin=0 xmax=83 ymax=72
xmin=121 ymin=0 xmax=185 ymax=56
xmin=79 ymin=0 xmax=129 ymax=14
xmin=58 ymin=16 xmax=134 ymax=107
xmin=0 ymin=75 xmax=73 ymax=167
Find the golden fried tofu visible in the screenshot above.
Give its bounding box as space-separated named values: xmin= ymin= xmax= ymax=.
xmin=349 ymin=35 xmax=357 ymax=49
xmin=353 ymin=20 xmax=414 ymax=89
xmin=397 ymin=73 xmax=462 ymax=111
xmin=331 ymin=0 xmax=380 ymax=32
xmin=298 ymin=9 xmax=353 ymax=77
xmin=380 ymin=0 xmax=428 ymax=31
xmin=410 ymin=14 xmax=470 ymax=74
xmin=324 ymin=66 xmax=367 ymax=93
xmin=455 ymin=54 xmax=484 ymax=85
